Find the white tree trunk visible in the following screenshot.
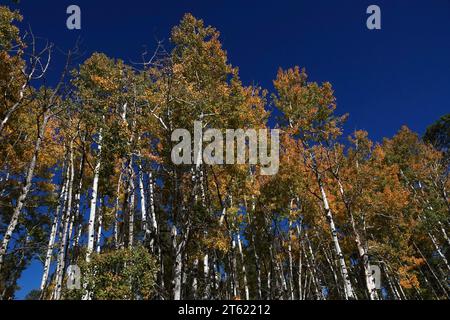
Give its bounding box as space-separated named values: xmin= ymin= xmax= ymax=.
xmin=54 ymin=146 xmax=75 ymax=300
xmin=67 ymin=150 xmax=85 ymax=251
xmin=203 ymin=253 xmax=210 ymax=299
xmin=337 ymin=179 xmax=378 ymax=299
xmin=287 ymin=233 xmax=295 ymax=300
xmin=172 ymin=223 xmax=183 ymax=300
xmin=304 ymin=234 xmax=323 ymax=299
xmin=428 ymin=232 xmax=450 ymax=272
xmin=113 ymin=171 xmax=122 ymax=249
xmin=138 ymin=165 xmax=149 ymax=241
xmin=192 ymin=258 xmax=198 ymax=299
xmin=71 ymin=147 xmax=86 ymax=251
xmin=40 ymin=188 xmax=64 ymax=295
xmin=318 ymin=178 xmax=355 ymax=299
xmin=231 ymin=239 xmax=238 ymax=298
xmin=96 ymin=199 xmax=103 ymax=254
xmin=86 ymin=129 xmax=102 ymax=263
xmin=287 ymin=214 xmax=295 ymax=300
xmin=148 ymin=172 xmax=157 ymax=236
xmin=296 ymin=225 xmax=303 ymax=300
xmin=128 ymin=164 xmax=135 ymax=248
xmin=237 ymin=233 xmax=249 ymax=300
xmin=0 ymin=79 xmax=29 ymax=134
xmin=0 ymin=113 xmax=49 ymax=271
xmin=246 ymin=196 xmax=262 ymax=299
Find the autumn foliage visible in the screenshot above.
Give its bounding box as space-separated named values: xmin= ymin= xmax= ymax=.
xmin=0 ymin=7 xmax=449 ymax=300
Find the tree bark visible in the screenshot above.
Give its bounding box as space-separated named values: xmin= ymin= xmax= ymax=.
xmin=86 ymin=128 xmax=102 ymax=263
xmin=53 ymin=144 xmax=75 ymax=300
xmin=40 ymin=182 xmax=65 ymax=297
xmin=317 ymin=174 xmax=355 ymax=299
xmin=237 ymin=233 xmax=249 ymax=300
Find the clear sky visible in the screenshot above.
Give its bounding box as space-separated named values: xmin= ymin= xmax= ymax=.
xmin=4 ymin=0 xmax=450 ymax=298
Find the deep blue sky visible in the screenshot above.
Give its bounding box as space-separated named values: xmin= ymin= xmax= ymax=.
xmin=3 ymin=0 xmax=450 ymax=298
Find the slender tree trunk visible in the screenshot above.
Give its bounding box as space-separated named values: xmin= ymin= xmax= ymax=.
xmin=304 ymin=233 xmax=323 ymax=299
xmin=158 ymin=245 xmax=165 ymax=300
xmin=287 ymin=212 xmax=295 ymax=300
xmin=428 ymin=231 xmax=450 ymax=272
xmin=86 ymin=129 xmax=102 ymax=263
xmin=148 ymin=171 xmax=157 ymax=234
xmin=383 ymin=264 xmax=400 ymax=300
xmin=54 ymin=143 xmax=75 ymax=300
xmin=321 ymin=242 xmax=341 ymax=297
xmin=51 ymin=169 xmax=70 ymax=300
xmin=296 ymin=225 xmax=303 ymax=300
xmin=192 ymin=258 xmax=198 ymax=299
xmin=437 ymin=221 xmax=450 ymax=247
xmin=336 ymin=178 xmax=378 ymax=299
xmin=247 ymin=209 xmax=262 ymax=299
xmin=231 ymin=239 xmax=238 ymax=298
xmin=147 ymin=170 xmax=158 ymax=253
xmin=203 ymin=252 xmax=210 ymax=299
xmin=0 ymin=112 xmax=49 ymax=271
xmin=71 ymin=133 xmax=87 ymax=255
xmin=237 ymin=233 xmax=249 ymax=300
xmin=212 ymin=256 xmax=219 ymax=299
xmin=0 ymin=80 xmax=28 ymax=134
xmin=95 ymin=198 xmax=103 ymax=254
xmin=138 ymin=164 xmax=149 ymax=240
xmin=68 ymin=151 xmax=85 ymax=252
xmin=128 ymin=162 xmax=135 ymax=248
xmin=317 ymin=174 xmax=355 ymax=299
xmin=245 ymin=172 xmax=262 ymax=299
xmin=113 ymin=169 xmax=123 ymax=249
xmin=413 ymin=242 xmax=449 ymax=298
xmin=172 ymin=225 xmax=183 ymax=300
xmin=40 ymin=183 xmax=65 ymax=297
